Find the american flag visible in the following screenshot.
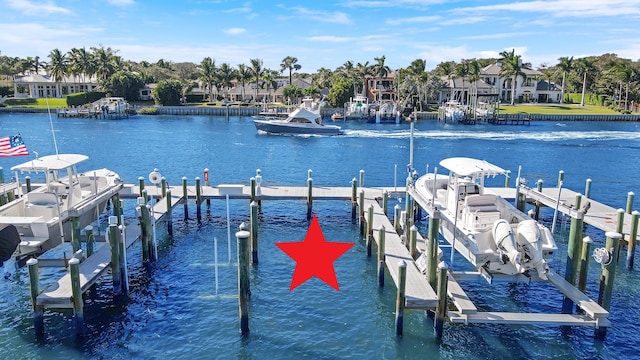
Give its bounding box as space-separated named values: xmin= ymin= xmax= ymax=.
xmin=0 ymin=135 xmax=28 ymax=157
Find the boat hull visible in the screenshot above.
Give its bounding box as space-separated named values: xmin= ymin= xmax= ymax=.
xmin=253 ymin=120 xmax=342 ymax=135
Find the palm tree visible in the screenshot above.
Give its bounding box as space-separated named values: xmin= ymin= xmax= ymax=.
xmin=261 ymin=69 xmax=280 ymax=103
xmin=47 ymin=49 xmax=68 ymax=96
xmin=337 ymin=60 xmax=355 ymax=93
xmin=454 ymin=60 xmax=469 ymax=103
xmin=236 ymin=63 xmax=251 ymax=101
xmin=354 ymin=61 xmax=372 ymax=96
xmin=280 ymin=56 xmax=301 ymax=86
xmin=499 ymin=49 xmax=525 ymax=105
xmin=91 ymin=46 xmax=118 ymax=82
xmin=217 ymin=63 xmax=236 ymax=100
xmin=468 ymin=59 xmax=481 ymax=107
xmin=556 ymin=56 xmax=573 ymax=104
xmin=611 ymin=60 xmax=636 ymax=110
xmin=199 ymin=57 xmax=216 ymax=101
xmin=573 ymin=57 xmax=595 ymax=107
xmin=69 ymin=47 xmax=95 ymax=84
xmin=249 ymin=58 xmax=264 ymax=102
xmin=406 ymin=59 xmax=428 ymax=104
xmin=312 ymin=67 xmax=333 ymax=90
xmin=372 ymin=55 xmax=391 ymax=102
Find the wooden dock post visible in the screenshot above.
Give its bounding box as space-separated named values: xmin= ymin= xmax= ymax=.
xmin=255 ymin=169 xmax=262 ymax=208
xmin=596 ymin=232 xmax=622 ymax=339
xmin=250 ymin=201 xmax=259 ymax=264
xmin=358 ymin=189 xmax=365 ymax=234
xmin=616 ymin=208 xmax=625 ymax=234
xmin=575 ymin=192 xmax=582 ymax=210
xmin=138 ymin=176 xmax=145 ymax=198
xmin=182 ymin=177 xmax=188 ymax=219
xmin=394 ymin=204 xmax=401 ymax=234
xmin=377 ymin=225 xmax=386 ymax=287
xmin=27 ymin=258 xmax=44 ymax=336
xmin=382 ymin=190 xmax=389 ymax=216
xmin=351 ymin=178 xmax=357 ymax=219
xmin=505 ymin=170 xmax=510 ymax=188
xmin=557 ymin=170 xmax=564 ymax=188
xmin=427 ymin=210 xmax=440 ymax=289
xmin=161 ymin=177 xmax=167 ymax=198
xmin=204 ymin=168 xmax=211 ymax=207
xmin=626 ymin=192 xmax=635 ymax=214
xmin=366 ymin=204 xmax=374 ymax=256
xmin=359 ymin=169 xmax=364 ymax=188
xmin=578 ymin=236 xmax=593 ymax=293
xmin=69 ymin=257 xmax=84 ymax=335
xmin=108 ymin=217 xmax=122 ymax=294
xmin=141 ymin=188 xmax=148 ymax=205
xmin=404 ymin=188 xmax=413 ymax=232
xmin=112 ymin=193 xmax=122 ymax=224
xmin=585 ymin=178 xmax=592 ymax=199
xmin=195 ymin=176 xmax=202 ymax=221
xmin=71 ymin=217 xmax=81 ymax=253
xmin=166 ymin=188 xmax=173 ymax=236
xmin=85 ymin=225 xmax=95 ymax=257
xmin=562 ymin=210 xmax=584 ymax=313
xmin=25 ymin=176 xmax=31 ymax=192
xmin=306 ymin=177 xmax=313 ymax=220
xmin=138 ymin=197 xmax=152 ymax=262
xmin=236 ymin=229 xmax=251 ymax=335
xmin=534 ymin=179 xmax=543 ymax=220
xmin=409 ymin=225 xmax=418 ymax=259
xmin=250 ymin=177 xmax=257 ymax=203
xmin=627 ymin=211 xmax=639 ymax=269
xmin=395 ymin=260 xmax=406 ymax=336
xmin=435 ymin=262 xmax=448 ymax=339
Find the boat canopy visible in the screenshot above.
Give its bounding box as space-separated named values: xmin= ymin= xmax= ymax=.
xmin=11 ymin=154 xmax=89 ymax=173
xmin=440 ymin=157 xmax=506 ymax=178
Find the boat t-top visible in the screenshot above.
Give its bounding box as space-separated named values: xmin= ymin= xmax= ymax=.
xmin=253 ymin=98 xmax=342 ymax=136
xmin=411 ymin=157 xmax=557 ymax=280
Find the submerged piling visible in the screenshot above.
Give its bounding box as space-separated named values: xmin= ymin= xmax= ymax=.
xmin=182 ymin=177 xmax=188 ymax=219
xmin=377 ymin=225 xmax=386 ymax=287
xmin=366 ymin=204 xmax=374 ymax=256
xmin=27 ymin=258 xmax=44 ymax=336
xmin=196 ymin=177 xmax=202 ymax=221
xmin=307 ymin=177 xmax=313 ymax=220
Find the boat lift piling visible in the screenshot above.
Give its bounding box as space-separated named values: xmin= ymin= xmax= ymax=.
xmin=366 ymin=204 xmax=374 ymax=256
xmin=250 ymin=201 xmax=259 ymax=264
xmin=627 ymin=211 xmax=639 ymax=269
xmin=595 ymin=232 xmax=622 ymax=339
xmin=195 ymin=177 xmax=202 ymax=222
xmin=182 ymin=177 xmax=188 ymax=219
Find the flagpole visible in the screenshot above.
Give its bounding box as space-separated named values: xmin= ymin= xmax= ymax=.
xmin=45 ymin=97 xmax=60 ymax=158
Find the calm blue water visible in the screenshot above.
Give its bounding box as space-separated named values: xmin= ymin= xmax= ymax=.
xmin=1 ymin=113 xmax=639 ymax=359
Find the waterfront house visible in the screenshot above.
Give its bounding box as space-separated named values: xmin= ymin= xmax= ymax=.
xmin=12 ymin=73 xmax=98 ymax=99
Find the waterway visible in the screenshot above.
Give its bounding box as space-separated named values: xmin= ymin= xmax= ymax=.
xmin=0 ymin=113 xmax=639 ymax=359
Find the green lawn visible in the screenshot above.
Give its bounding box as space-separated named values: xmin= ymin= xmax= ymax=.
xmin=4 ymin=98 xmax=68 ymax=108
xmin=495 ymin=104 xmax=620 ymax=115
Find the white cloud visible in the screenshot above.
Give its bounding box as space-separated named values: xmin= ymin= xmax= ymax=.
xmin=6 ymin=0 xmax=71 ymax=15
xmin=343 ymin=0 xmax=448 ymax=8
xmin=282 ymin=7 xmax=351 ymax=24
xmin=462 ymin=32 xmax=537 ymax=40
xmin=453 ymin=0 xmax=640 ymax=18
xmin=309 ymin=36 xmax=353 ymax=43
xmin=225 ymin=2 xmax=252 ymax=14
xmin=223 ymin=28 xmax=246 ymax=35
xmin=386 ymin=15 xmax=440 ymax=25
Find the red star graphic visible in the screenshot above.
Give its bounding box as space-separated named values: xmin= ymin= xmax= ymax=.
xmin=275 ymin=215 xmax=354 ymax=291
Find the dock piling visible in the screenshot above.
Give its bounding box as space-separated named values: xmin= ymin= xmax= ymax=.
xmin=85 ymin=225 xmax=95 ymax=257
xmin=138 ymin=197 xmax=152 ymax=262
xmin=25 ymin=176 xmax=31 ymax=192
xmin=394 ymin=204 xmax=401 ymax=234
xmin=382 ymin=190 xmax=389 ymax=216
xmin=595 ymin=232 xmax=622 ymax=339
xmin=395 ymin=260 xmax=406 ymax=336
xmin=427 ymin=210 xmax=440 ymax=289
xmin=505 ymin=170 xmax=510 ymax=188
xmin=616 ymin=208 xmax=625 ymax=234
xmin=377 ymin=225 xmax=386 ymax=287
xmin=626 ymin=192 xmax=635 ymax=214
xmin=563 ymin=210 xmax=584 ymax=313
xmin=557 ymin=170 xmax=565 ymax=188
xmin=166 ymin=189 xmax=173 ymax=236
xmin=250 ymin=177 xmax=256 ymax=203
xmin=237 ymin=229 xmax=251 ymax=335
xmin=307 ymin=177 xmax=313 ymax=220
xmin=138 ymin=176 xmax=145 ymax=198
xmin=27 ymin=258 xmax=44 ymax=336
xmin=182 ymin=177 xmax=188 ymax=219
xmin=627 ymin=211 xmax=639 ymax=269
xmin=161 ymin=177 xmax=167 ymax=198
xmin=359 ymin=169 xmax=364 ymax=188
xmin=71 ymin=217 xmax=81 ymax=253
xmin=255 ymin=169 xmax=262 ymax=208
xmin=358 ymin=189 xmax=365 ymax=234
xmin=435 ymin=262 xmax=448 ymax=339
xmin=108 ymin=217 xmax=122 ymax=294
xmin=585 ymin=178 xmax=592 ymax=199
xmin=409 ymin=225 xmax=418 ymax=259
xmin=204 ymin=168 xmax=211 ymax=207
xmin=250 ymin=201 xmax=259 ymax=264
xmin=69 ymin=258 xmax=84 ymax=335
xmin=366 ymin=204 xmax=374 ymax=256
xmin=578 ymin=236 xmax=593 ymax=293
xmin=195 ymin=177 xmax=202 ymax=221
xmin=351 ymin=178 xmax=357 ymax=219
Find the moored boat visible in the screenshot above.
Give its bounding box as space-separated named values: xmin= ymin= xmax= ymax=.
xmin=411 ymin=157 xmax=557 ymax=280
xmin=0 ymin=153 xmax=123 ymax=261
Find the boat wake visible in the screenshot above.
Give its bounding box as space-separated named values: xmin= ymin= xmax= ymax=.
xmin=341 ymin=129 xmax=640 ymax=142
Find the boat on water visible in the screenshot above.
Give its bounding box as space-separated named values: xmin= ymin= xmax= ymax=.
xmin=412 ymin=157 xmax=557 ymax=280
xmin=438 ymin=101 xmax=465 ymax=123
xmin=372 ymin=100 xmax=400 ymax=124
xmin=345 ymin=94 xmax=370 ymax=120
xmin=0 ymin=153 xmax=123 ymax=262
xmin=253 ymin=98 xmax=342 ymax=136
xmin=331 ymin=111 xmax=344 ymax=121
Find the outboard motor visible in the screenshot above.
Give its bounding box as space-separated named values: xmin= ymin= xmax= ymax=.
xmin=492 ymin=219 xmax=522 ymax=268
xmin=516 ymin=220 xmax=549 ymax=280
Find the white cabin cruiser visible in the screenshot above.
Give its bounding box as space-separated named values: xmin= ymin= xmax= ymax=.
xmin=412 ymin=157 xmax=557 ymax=280
xmin=253 ymin=98 xmax=342 ymax=136
xmin=0 ymin=154 xmax=122 ymax=261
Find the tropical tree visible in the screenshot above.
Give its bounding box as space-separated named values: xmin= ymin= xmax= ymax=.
xmin=261 ymin=69 xmax=279 ymax=103
xmin=499 ymin=49 xmax=525 ymax=105
xmin=236 ymin=63 xmax=251 ymax=101
xmin=199 ymin=57 xmax=216 ymax=101
xmin=372 ymin=55 xmax=391 ymax=102
xmin=217 ymin=63 xmax=237 ymax=100
xmin=69 ymin=47 xmax=95 ymax=83
xmin=282 ymin=84 xmax=303 ymax=104
xmin=404 ymin=59 xmax=428 ymax=105
xmin=610 ymin=60 xmax=636 ymax=110
xmin=573 ymin=57 xmax=595 ymax=107
xmin=468 ymin=59 xmax=481 ymax=107
xmin=556 ymin=56 xmax=573 ymax=104
xmin=280 ymin=56 xmax=301 ymax=85
xmin=91 ymin=46 xmax=119 ymax=82
xmin=152 ymin=79 xmax=182 ymax=105
xmin=354 ymin=61 xmax=372 ymax=96
xmin=101 ymin=70 xmax=144 ymax=100
xmin=47 ymin=49 xmax=68 ymax=83
xmin=249 ymin=58 xmax=264 ymax=102
xmin=312 ymin=67 xmax=333 ymax=89
xmin=454 ymin=60 xmax=469 ymax=103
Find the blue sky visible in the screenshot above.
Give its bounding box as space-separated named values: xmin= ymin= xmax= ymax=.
xmin=2 ymin=0 xmax=640 ymax=72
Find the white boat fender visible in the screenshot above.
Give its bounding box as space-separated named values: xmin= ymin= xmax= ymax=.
xmin=492 ymin=219 xmax=522 ymax=266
